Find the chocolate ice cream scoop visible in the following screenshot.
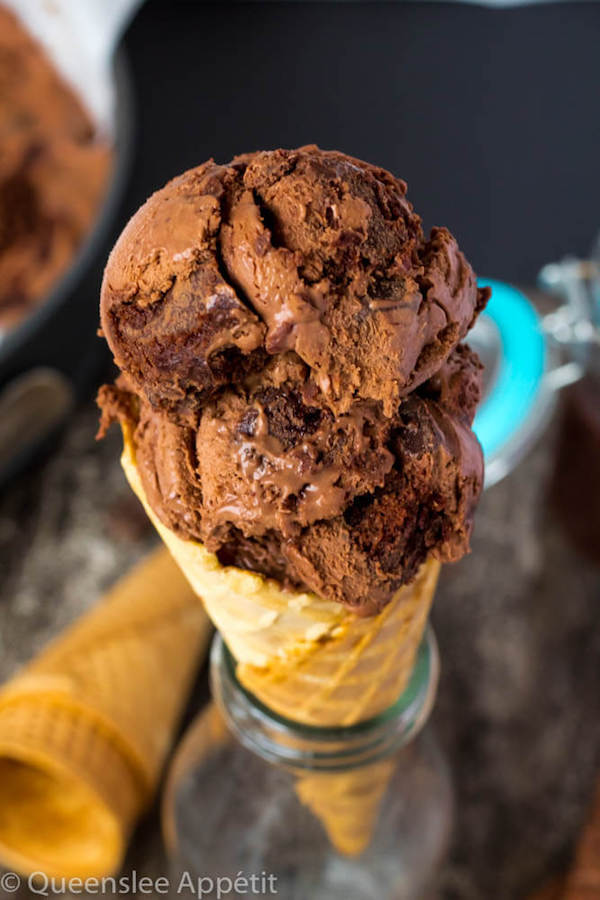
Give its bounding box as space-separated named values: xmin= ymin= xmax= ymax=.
xmin=100 ymin=147 xmax=487 ymax=422
xmin=99 ymin=343 xmax=483 ymax=613
xmin=98 ymin=146 xmax=488 ymax=613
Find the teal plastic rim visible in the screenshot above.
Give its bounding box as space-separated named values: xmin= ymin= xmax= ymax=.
xmin=473 ymin=279 xmax=547 ymax=464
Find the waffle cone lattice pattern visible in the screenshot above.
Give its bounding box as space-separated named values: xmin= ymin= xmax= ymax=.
xmin=122 ymin=428 xmax=440 ymax=857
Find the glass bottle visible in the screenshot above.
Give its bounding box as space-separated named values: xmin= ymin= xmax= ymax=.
xmin=540 ymin=252 xmax=600 ymax=564
xmin=163 ymin=628 xmax=452 ymax=900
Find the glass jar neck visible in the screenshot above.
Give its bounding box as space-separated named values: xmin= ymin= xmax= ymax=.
xmin=210 ymin=626 xmax=439 ymax=772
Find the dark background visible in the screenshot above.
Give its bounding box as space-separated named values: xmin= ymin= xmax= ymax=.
xmin=121 ymin=0 xmax=600 ymax=285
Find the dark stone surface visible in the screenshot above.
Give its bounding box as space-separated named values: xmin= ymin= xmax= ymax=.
xmin=1 ymin=398 xmax=599 ymax=900
xmin=434 ymin=417 xmax=600 ymax=898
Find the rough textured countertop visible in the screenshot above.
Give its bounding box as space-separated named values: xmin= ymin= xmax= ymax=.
xmin=1 ymin=394 xmax=599 ymax=900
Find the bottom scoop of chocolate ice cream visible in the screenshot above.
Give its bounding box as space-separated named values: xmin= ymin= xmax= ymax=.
xmin=98 ymin=344 xmax=483 ymax=614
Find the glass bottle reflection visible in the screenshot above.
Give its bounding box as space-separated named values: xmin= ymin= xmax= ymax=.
xmin=163 ymin=629 xmax=452 ymax=900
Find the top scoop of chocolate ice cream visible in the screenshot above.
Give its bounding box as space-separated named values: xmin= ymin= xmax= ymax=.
xmin=99 ymin=147 xmax=489 ymax=614
xmin=100 ymin=146 xmax=487 ymax=422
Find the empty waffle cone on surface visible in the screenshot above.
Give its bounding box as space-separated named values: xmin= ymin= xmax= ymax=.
xmin=0 ymin=547 xmax=211 ymax=879
xmin=122 ymin=427 xmax=440 ymax=855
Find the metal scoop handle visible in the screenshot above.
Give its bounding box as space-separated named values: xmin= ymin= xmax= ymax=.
xmin=539 ymin=257 xmax=600 ymax=390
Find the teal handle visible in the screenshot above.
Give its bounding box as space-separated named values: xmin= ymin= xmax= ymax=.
xmin=473 ymin=279 xmax=547 ymax=461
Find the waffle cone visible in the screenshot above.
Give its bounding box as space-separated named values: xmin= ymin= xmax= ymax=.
xmin=0 ymin=547 xmax=211 ymax=879
xmin=122 ymin=428 xmax=440 ymax=855
xmin=295 ymin=760 xmax=396 ymax=856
